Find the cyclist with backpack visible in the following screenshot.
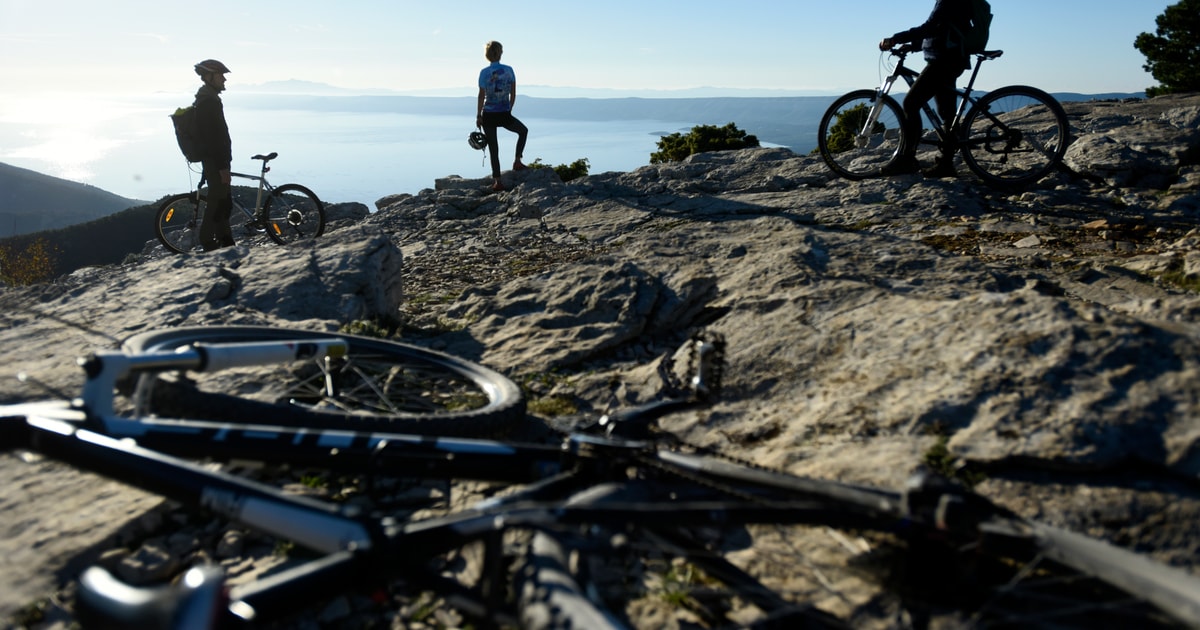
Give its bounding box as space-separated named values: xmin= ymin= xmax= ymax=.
xmin=192 ymin=59 xmax=236 ymax=250
xmin=879 ymin=0 xmax=978 ymax=179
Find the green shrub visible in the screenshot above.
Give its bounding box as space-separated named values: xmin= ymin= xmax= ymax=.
xmin=0 ymin=237 xmax=59 ymax=286
xmin=529 ymin=158 xmax=590 ymax=182
xmin=650 ymin=123 xmax=760 ymax=164
xmin=821 ymin=104 xmax=882 ymax=154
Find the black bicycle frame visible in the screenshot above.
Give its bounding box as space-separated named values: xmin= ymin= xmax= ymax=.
xmin=885 ymin=50 xmax=992 ymax=153
xmin=5 ymin=401 xmax=906 ymax=625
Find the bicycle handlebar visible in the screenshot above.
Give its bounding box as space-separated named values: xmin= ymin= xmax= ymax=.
xmin=77 ymin=339 xmax=348 ymax=424
xmin=75 ymin=565 xmax=228 ymax=629
xmin=888 ymin=44 xmax=1004 ymax=60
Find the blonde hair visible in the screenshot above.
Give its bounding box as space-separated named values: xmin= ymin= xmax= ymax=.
xmin=484 ymin=41 xmax=503 ymax=62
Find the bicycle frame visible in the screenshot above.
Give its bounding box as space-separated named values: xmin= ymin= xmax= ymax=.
xmin=864 ymin=47 xmax=998 ymax=152
xmin=199 ymin=152 xmax=280 ymax=221
xmin=228 ymin=152 xmax=280 ymax=217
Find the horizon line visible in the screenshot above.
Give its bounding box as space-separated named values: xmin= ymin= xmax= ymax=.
xmin=237 ymin=79 xmax=1146 ymax=100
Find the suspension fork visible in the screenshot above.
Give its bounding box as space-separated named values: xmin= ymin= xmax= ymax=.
xmin=856 ymin=73 xmax=902 ymax=147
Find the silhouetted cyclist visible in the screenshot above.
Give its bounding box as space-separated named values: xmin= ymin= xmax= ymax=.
xmin=879 ymin=0 xmax=972 ymax=179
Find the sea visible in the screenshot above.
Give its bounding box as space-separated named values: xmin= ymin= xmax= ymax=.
xmin=0 ymin=92 xmax=699 ymax=209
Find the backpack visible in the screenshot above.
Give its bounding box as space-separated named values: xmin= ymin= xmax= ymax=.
xmin=958 ymin=0 xmax=993 ymax=54
xmin=170 ymin=106 xmax=202 ymax=162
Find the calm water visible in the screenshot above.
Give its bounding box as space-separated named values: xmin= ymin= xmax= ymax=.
xmin=0 ymin=93 xmax=695 ymax=208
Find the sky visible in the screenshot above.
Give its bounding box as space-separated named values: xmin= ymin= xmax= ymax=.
xmin=0 ymin=0 xmax=1178 ymax=202
xmin=0 ymin=0 xmax=1176 ymax=98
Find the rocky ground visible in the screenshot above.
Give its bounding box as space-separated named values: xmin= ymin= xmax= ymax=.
xmin=2 ymin=93 xmax=1199 ymax=628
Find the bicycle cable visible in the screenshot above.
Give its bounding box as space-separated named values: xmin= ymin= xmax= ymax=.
xmin=879 ymin=50 xmax=895 ymax=87
xmin=184 ymin=159 xmax=202 ymax=193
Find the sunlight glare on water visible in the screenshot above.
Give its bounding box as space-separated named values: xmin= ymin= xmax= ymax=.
xmin=0 ymin=93 xmax=161 ymax=184
xmin=0 ymin=92 xmax=692 ymax=206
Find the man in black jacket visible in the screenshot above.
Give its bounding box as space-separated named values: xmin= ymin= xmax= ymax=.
xmin=193 ymin=59 xmax=235 ymax=250
xmin=879 ymin=1 xmax=972 ymax=178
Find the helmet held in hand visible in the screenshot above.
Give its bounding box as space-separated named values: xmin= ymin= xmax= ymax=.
xmin=469 ymin=131 xmax=487 ymax=151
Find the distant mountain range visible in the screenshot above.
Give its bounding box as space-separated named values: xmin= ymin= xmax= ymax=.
xmin=0 ymin=162 xmax=146 ymax=238
xmin=232 ymin=88 xmax=1142 ymax=158
xmin=244 ymin=79 xmax=1144 ymax=102
xmin=242 ymin=79 xmax=846 ymax=99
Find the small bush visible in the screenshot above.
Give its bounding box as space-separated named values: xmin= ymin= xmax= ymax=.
xmin=529 ymin=158 xmax=590 ymax=182
xmin=527 ymin=394 xmax=578 ymax=417
xmin=0 ymin=237 xmax=60 ymax=286
xmin=821 ymin=104 xmax=882 ymax=154
xmin=339 ymin=317 xmax=403 ymax=339
xmin=650 ymin=123 xmax=759 ymax=164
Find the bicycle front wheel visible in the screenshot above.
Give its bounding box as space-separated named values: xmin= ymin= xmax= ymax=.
xmin=960 ymin=85 xmax=1070 ymax=189
xmin=155 ymin=192 xmax=207 ymax=255
xmin=818 ymin=89 xmax=906 ymax=180
xmin=123 ymin=326 xmax=525 ymax=437
xmin=261 ymin=184 xmax=326 ymax=246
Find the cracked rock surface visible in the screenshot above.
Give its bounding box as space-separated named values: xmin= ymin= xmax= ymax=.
xmin=2 ymin=93 xmax=1200 ymax=626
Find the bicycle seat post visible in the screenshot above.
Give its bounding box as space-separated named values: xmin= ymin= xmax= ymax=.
xmin=251 ymin=153 xmax=275 ymax=213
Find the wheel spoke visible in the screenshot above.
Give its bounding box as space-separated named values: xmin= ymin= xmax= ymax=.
xmin=819 ymin=90 xmax=906 ymax=180
xmin=156 ymin=193 xmax=206 ymax=255
xmin=960 ymin=86 xmax=1069 ymax=189
xmin=122 ymin=326 xmax=524 ymax=436
xmin=263 ymin=184 xmax=326 ymax=246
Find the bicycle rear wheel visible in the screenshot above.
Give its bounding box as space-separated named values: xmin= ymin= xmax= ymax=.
xmin=261 ymin=184 xmax=326 ymax=246
xmin=123 ymin=326 xmax=525 ymax=437
xmin=155 ymin=192 xmax=207 ymax=255
xmin=959 ymin=85 xmax=1070 ymax=189
xmin=818 ymin=89 xmax=906 ymax=180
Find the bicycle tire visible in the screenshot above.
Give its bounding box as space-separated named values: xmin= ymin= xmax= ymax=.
xmin=261 ymin=183 xmax=326 ymax=246
xmin=520 ymin=456 xmax=1200 ymax=629
xmin=959 ymin=85 xmax=1070 ymax=189
xmin=122 ymin=326 xmax=525 ymax=437
xmin=155 ymin=192 xmax=207 ymax=255
xmin=818 ymin=89 xmax=906 ymax=180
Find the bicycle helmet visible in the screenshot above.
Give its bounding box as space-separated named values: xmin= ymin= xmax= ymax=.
xmin=469 ymin=130 xmax=487 ymax=151
xmin=194 ymin=59 xmax=231 ymax=76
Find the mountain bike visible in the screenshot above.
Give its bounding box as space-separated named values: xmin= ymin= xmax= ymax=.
xmin=155 ymin=152 xmax=326 ymax=255
xmin=818 ymin=46 xmax=1071 ymax=189
xmin=4 ymin=327 xmax=1200 ymax=628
